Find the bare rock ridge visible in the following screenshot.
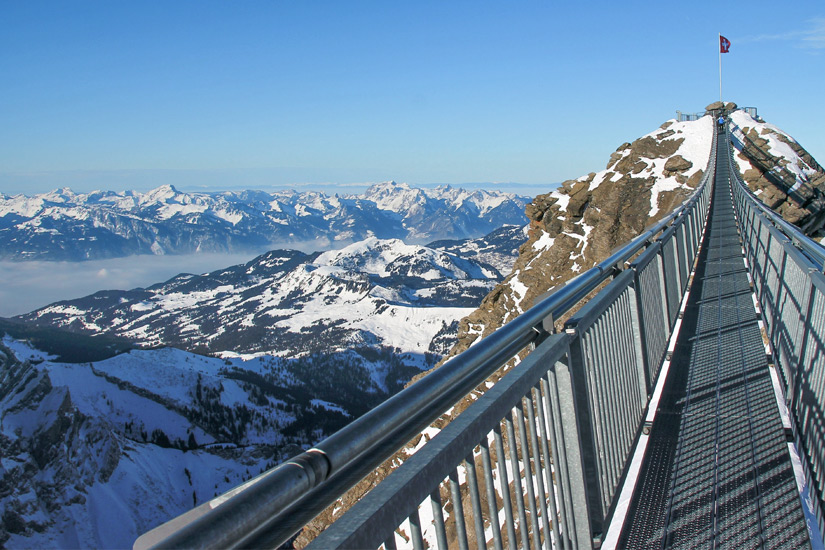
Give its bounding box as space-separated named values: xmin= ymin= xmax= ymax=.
xmin=728 ymin=108 xmax=825 ymax=235
xmin=447 ymin=113 xmax=712 ymax=358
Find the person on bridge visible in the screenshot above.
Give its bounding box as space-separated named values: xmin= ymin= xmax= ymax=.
xmin=718 ymin=115 xmax=725 ymax=126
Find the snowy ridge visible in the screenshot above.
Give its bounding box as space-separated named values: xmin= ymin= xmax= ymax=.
xmin=1 ymin=226 xmax=527 ymax=548
xmin=582 ymin=116 xmax=713 ymax=216
xmin=729 ymin=110 xmax=822 ymax=192
xmin=0 ymin=340 xmax=284 ymax=548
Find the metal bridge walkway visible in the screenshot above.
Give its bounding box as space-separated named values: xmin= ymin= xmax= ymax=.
xmin=618 ymin=133 xmax=810 ymax=547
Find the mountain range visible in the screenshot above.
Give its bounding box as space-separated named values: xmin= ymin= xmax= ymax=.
xmin=0 ymin=181 xmax=529 ymax=261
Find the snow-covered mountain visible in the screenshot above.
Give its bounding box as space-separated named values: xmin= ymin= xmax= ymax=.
xmin=0 ymin=334 xmax=368 ymax=548
xmin=0 ymin=182 xmax=529 ymax=261
xmin=15 ymin=227 xmax=526 ymax=366
xmin=1 ymin=225 xmax=526 ymax=548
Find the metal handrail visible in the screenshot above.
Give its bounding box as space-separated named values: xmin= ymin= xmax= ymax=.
xmin=136 ymin=130 xmax=717 ymax=550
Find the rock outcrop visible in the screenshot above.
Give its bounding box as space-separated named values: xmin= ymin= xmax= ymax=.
xmin=446 ymin=116 xmax=712 ymax=356
xmin=729 ymin=110 xmax=825 ymax=234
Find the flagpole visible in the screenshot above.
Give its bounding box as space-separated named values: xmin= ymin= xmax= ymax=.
xmin=718 ymin=33 xmax=723 ymax=102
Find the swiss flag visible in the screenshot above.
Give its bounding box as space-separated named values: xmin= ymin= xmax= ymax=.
xmin=720 ymin=35 xmax=731 ymax=53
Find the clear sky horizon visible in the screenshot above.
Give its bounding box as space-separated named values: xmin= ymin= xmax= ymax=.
xmin=2 ymin=1 xmax=824 ymax=197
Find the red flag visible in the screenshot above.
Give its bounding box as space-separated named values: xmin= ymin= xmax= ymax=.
xmin=720 ymin=35 xmax=731 ymax=53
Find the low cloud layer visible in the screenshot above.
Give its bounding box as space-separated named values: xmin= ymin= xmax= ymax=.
xmin=0 ymin=252 xmax=266 ymax=318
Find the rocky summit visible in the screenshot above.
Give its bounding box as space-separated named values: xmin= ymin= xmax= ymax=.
xmin=447 ymin=106 xmax=825 ymax=358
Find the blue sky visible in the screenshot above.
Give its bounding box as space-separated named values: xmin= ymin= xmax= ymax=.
xmin=2 ymin=1 xmax=824 ymax=196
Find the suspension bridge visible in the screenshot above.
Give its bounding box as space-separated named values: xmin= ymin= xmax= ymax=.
xmin=136 ymin=110 xmax=825 ymax=549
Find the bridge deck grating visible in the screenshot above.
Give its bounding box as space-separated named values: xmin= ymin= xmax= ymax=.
xmin=617 ymin=136 xmax=810 ymax=549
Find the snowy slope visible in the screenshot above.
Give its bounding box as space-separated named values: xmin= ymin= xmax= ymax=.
xmin=17 ymin=230 xmax=525 ymax=369
xmin=729 ymin=110 xmax=822 ymax=188
xmin=0 ymin=340 xmax=290 ymax=548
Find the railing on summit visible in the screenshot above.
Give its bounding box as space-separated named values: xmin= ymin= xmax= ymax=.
xmin=135 ymin=126 xmax=717 ymax=550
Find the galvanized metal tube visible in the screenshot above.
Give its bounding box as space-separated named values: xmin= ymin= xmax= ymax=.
xmin=494 ymin=424 xmax=518 ymax=550
xmin=608 ymin=303 xmax=628 ymax=490
xmin=543 ymin=371 xmax=576 ymax=548
xmin=533 ymin=383 xmax=561 ymax=549
xmin=409 ymin=508 xmax=425 ymax=550
xmin=585 ymin=328 xmax=612 ymax=510
xmin=480 ymin=438 xmax=504 ymax=550
xmin=504 ymin=411 xmax=530 ymax=550
xmin=430 ymin=488 xmax=448 ymax=550
xmin=448 ymin=469 xmax=470 ymax=550
xmin=592 ymin=322 xmax=616 ymax=504
xmin=464 ymin=453 xmax=486 ymax=550
xmin=515 ymin=401 xmax=542 ymax=549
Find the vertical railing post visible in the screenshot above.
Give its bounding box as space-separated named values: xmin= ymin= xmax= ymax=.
xmin=551 ymin=347 xmax=597 ymax=549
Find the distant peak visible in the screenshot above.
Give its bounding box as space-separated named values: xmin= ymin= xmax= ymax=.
xmin=363 ymin=181 xmax=413 ymax=194
xmin=152 ymin=184 xmax=179 ymax=193
xmin=142 ymin=184 xmax=181 ymax=202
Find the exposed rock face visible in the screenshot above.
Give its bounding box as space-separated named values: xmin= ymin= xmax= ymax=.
xmin=706 ymin=101 xmax=738 ymax=113
xmin=729 ymin=110 xmax=825 ymax=234
xmin=446 ymin=116 xmax=712 ymax=356
xmin=665 ymin=155 xmax=693 ymax=173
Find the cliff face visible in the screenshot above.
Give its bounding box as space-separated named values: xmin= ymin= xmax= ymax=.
xmin=729 ymin=109 xmax=825 ymax=235
xmin=446 ymin=115 xmax=713 ymax=357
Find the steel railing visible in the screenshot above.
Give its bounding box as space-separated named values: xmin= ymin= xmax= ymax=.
xmin=729 ymin=124 xmax=825 ymax=541
xmin=135 ymin=124 xmax=717 ymax=550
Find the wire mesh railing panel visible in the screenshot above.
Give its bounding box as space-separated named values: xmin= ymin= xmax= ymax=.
xmin=761 ymin=231 xmax=788 ymax=338
xmin=631 ymin=243 xmax=670 ymax=390
xmin=565 ymin=270 xmax=647 ymax=524
xmin=795 ymin=272 xmax=825 ymax=534
xmin=661 ymin=232 xmax=683 ymax=328
xmin=773 ymin=243 xmax=817 ymax=396
xmin=730 ymin=133 xmax=825 ymax=541
xmin=675 ymin=219 xmax=691 ymax=290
